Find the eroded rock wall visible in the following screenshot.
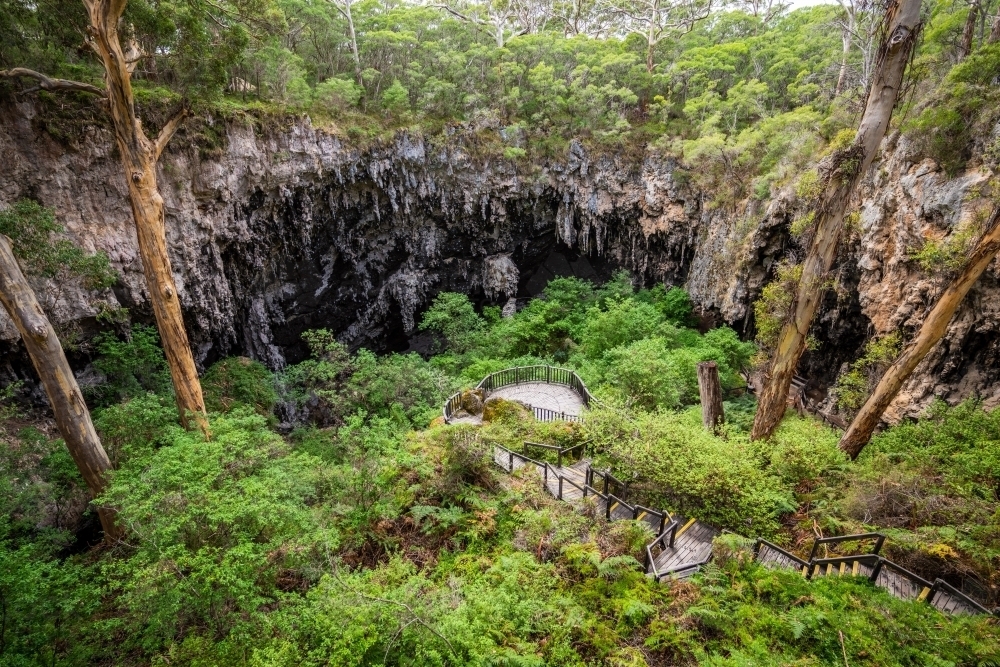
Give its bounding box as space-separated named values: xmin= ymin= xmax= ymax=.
xmin=1 ymin=100 xmax=997 ymax=421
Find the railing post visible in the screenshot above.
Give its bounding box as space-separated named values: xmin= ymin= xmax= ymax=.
xmin=558 ymin=477 xmax=563 ymax=500
xmin=658 ymin=514 xmax=665 ymax=536
xmin=557 ymin=450 xmax=563 ymax=468
xmin=508 ymin=451 xmax=513 ymax=472
xmin=869 ymin=559 xmax=884 ymax=583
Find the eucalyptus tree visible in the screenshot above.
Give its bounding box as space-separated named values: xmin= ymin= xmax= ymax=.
xmin=605 ymin=0 xmax=715 ymax=72
xmin=1 ymin=0 xmax=272 ymax=435
xmin=751 ymin=0 xmax=923 ymax=441
xmin=840 ymin=204 xmax=1000 ymax=458
xmin=0 ymin=201 xmax=120 ymax=540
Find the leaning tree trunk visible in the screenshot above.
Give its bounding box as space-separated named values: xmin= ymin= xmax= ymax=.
xmin=751 ymin=0 xmax=922 ymax=441
xmin=84 ymin=0 xmax=208 ymax=435
xmin=0 ymin=236 xmax=120 ymax=541
xmin=839 ymin=207 xmax=1000 ymax=458
xmin=697 ymin=361 xmax=725 ymax=433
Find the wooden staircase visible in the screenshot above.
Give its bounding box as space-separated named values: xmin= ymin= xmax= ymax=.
xmin=491 ymin=442 xmax=995 ymax=615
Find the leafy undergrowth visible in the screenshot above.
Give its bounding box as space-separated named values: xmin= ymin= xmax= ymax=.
xmin=3 ymin=274 xmax=1000 ymax=665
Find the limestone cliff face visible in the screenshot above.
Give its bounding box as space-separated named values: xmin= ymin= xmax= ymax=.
xmin=0 ymin=100 xmax=997 ymax=421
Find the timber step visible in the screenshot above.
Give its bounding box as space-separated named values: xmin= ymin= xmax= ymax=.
xmin=490 ymin=443 xmax=995 ymax=616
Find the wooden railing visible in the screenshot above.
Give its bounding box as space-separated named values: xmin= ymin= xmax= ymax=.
xmin=491 ymin=441 xmax=995 ymax=617
xmin=808 ymin=532 xmax=885 ymax=561
xmin=443 ymin=365 xmax=595 ymax=423
xmin=523 ymin=440 xmax=590 ymax=467
xmin=756 ymin=535 xmax=994 ymax=616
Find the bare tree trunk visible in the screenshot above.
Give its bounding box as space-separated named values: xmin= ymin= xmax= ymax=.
xmin=343 ymin=0 xmax=363 ymax=85
xmin=751 ymin=0 xmax=922 ymax=441
xmin=83 ymin=0 xmax=208 ymax=436
xmin=836 ymin=10 xmax=855 ymax=95
xmin=839 ymin=207 xmax=1000 ymax=458
xmin=697 ymin=361 xmax=725 ymax=433
xmin=990 ymin=10 xmax=1000 ymax=42
xmin=0 ymin=236 xmax=120 ymax=541
xmin=959 ymin=0 xmax=980 ymax=60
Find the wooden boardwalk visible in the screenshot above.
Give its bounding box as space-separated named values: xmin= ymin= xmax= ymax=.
xmin=651 ymin=518 xmax=718 ymax=578
xmin=489 ymin=442 xmax=994 ymax=616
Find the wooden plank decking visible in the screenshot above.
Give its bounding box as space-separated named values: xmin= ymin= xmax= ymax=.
xmin=488 ymin=443 xmax=993 ymax=615
xmin=652 ymin=518 xmax=718 ymax=577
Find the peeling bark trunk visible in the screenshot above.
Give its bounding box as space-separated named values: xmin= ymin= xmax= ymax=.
xmin=697 ymin=361 xmax=725 ymax=433
xmin=83 ymin=0 xmax=208 ymax=435
xmin=0 ymin=236 xmax=120 ymax=541
xmin=839 ymin=207 xmax=1000 ymax=458
xmin=751 ymin=0 xmax=922 ymax=441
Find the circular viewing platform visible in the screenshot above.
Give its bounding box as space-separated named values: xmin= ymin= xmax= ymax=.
xmin=443 ymin=366 xmax=594 ymax=424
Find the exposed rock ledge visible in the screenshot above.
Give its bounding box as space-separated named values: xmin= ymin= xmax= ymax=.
xmin=0 ymin=101 xmax=997 ymax=421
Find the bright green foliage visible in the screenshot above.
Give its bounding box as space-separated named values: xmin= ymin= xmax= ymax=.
xmin=835 ymin=332 xmax=902 ymax=414
xmin=0 ymin=536 xmax=100 ymax=665
xmin=3 ymin=274 xmax=1000 ymax=666
xmin=202 ymin=356 xmax=278 ymax=416
xmin=283 ymin=329 xmax=455 ymax=427
xmin=672 ymin=553 xmax=999 ymax=666
xmin=905 ymin=42 xmax=1000 ymax=175
xmin=381 ymin=79 xmax=411 ymax=117
xmin=0 ymin=199 xmax=117 ymax=289
xmin=587 ymin=406 xmax=799 ymax=534
xmin=98 ymin=409 xmax=335 ymax=655
xmin=93 ymin=392 xmax=178 ymax=466
xmin=90 ymin=324 xmax=173 ymax=405
xmin=579 ymin=298 xmax=664 ymax=359
xmin=314 ymin=76 xmax=363 ymax=113
xmin=419 ymin=291 xmax=486 ymax=353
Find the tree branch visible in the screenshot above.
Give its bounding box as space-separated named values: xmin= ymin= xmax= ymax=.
xmin=430 ymin=4 xmax=491 ymax=27
xmin=0 ymin=67 xmax=105 ymax=97
xmin=154 ymin=104 xmax=190 ymax=161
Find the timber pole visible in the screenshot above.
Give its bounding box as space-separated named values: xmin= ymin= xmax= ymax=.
xmin=697 ymin=361 xmax=725 ymax=433
xmin=0 ymin=235 xmax=120 ymax=541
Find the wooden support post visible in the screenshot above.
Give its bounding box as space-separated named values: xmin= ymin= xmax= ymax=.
xmin=697 ymin=361 xmax=725 ymax=433
xmin=0 ymin=235 xmax=120 ymax=540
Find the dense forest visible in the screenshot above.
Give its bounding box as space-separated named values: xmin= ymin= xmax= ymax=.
xmin=2 ymin=0 xmax=1000 ymax=664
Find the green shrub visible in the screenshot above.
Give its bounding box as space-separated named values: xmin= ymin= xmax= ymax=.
xmin=90 ymin=324 xmax=172 ymax=405
xmin=98 ymin=410 xmax=333 ymax=654
xmin=203 ymin=356 xmax=278 ymax=416
xmin=0 ymin=199 xmax=117 ymax=289
xmin=313 ymin=76 xmax=362 ymax=112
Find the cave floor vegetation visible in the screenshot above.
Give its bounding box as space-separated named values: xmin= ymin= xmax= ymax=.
xmin=2 ymin=274 xmax=999 ymax=666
